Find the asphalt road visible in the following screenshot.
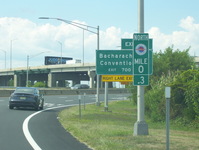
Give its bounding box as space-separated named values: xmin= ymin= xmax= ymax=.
xmin=0 ymin=93 xmax=130 ymax=150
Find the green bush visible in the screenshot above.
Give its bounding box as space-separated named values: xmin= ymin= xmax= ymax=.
xmin=144 ymin=69 xmax=199 ymax=122
xmin=171 ymin=70 xmax=199 ymax=120
xmin=145 ymin=87 xmax=165 ymax=121
xmin=33 ymin=81 xmax=46 ymax=87
xmin=145 ymin=72 xmax=177 ymax=121
xmin=8 ymin=79 xmax=14 ymax=86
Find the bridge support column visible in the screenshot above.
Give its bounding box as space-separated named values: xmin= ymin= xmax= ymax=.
xmin=48 ymin=73 xmax=53 ymax=87
xmin=88 ymin=71 xmax=95 ymax=88
xmin=14 ymin=74 xmax=17 ymax=87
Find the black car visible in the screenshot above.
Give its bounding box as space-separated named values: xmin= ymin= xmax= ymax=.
xmin=9 ymin=87 xmax=44 ymax=110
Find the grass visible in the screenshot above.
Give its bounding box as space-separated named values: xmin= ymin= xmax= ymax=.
xmin=58 ymin=100 xmax=199 ymax=150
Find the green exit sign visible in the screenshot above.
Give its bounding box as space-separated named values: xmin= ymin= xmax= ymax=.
xmin=121 ymin=39 xmax=133 ymax=49
xmin=96 ymin=50 xmax=133 ymax=75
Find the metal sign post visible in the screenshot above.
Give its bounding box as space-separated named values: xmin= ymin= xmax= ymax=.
xmin=78 ymin=95 xmax=81 ymax=119
xmin=133 ymin=0 xmax=149 ymax=136
xmin=104 ymin=82 xmax=108 ymax=111
xmin=95 ymin=0 xmax=152 ymax=136
xmin=165 ymin=87 xmax=171 ymax=150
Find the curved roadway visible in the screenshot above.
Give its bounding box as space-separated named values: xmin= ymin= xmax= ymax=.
xmin=0 ymin=93 xmax=130 ymax=150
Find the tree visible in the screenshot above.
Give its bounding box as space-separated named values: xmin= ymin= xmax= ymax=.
xmin=153 ymin=46 xmax=195 ymax=77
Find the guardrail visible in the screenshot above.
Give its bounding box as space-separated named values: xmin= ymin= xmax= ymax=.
xmin=0 ymin=88 xmax=129 ymax=97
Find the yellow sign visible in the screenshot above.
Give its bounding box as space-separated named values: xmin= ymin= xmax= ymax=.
xmin=102 ymin=75 xmax=133 ymax=82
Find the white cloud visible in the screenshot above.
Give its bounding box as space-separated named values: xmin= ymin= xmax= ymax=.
xmin=0 ymin=16 xmax=199 ymax=69
xmin=148 ymin=27 xmax=172 ymax=51
xmin=180 ymin=16 xmax=199 ymax=32
xmin=148 ymin=16 xmax=199 ymax=55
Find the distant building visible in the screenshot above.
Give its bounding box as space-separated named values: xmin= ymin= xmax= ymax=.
xmin=194 ymin=56 xmax=199 ymax=68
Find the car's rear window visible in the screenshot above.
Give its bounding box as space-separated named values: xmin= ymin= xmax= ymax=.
xmin=15 ymin=88 xmax=35 ymax=94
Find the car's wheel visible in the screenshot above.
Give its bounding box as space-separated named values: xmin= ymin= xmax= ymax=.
xmin=9 ymin=105 xmax=14 ymax=109
xmin=40 ymin=102 xmax=44 ymax=110
xmin=35 ymin=105 xmax=39 ymax=111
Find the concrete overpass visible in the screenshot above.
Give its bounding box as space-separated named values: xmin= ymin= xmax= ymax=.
xmin=0 ymin=63 xmax=98 ymax=88
xmin=1 ymin=56 xmax=199 ymax=88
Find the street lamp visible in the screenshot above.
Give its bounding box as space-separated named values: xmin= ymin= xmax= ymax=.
xmin=10 ymin=39 xmax=17 ymax=70
xmin=0 ymin=49 xmax=6 ymax=69
xmin=39 ymin=17 xmax=100 ymax=105
xmin=82 ymin=29 xmax=84 ymax=66
xmin=26 ymin=51 xmax=50 ymax=87
xmin=39 ymin=17 xmax=99 ymax=65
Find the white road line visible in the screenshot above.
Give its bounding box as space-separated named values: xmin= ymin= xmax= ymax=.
xmin=23 ymin=105 xmax=73 ymax=150
xmin=65 ymin=100 xmax=73 ymax=102
xmin=23 ymin=110 xmax=43 ymax=150
xmin=22 ymin=102 xmax=95 ymax=150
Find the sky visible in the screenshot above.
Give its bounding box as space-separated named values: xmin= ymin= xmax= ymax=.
xmin=0 ymin=0 xmax=199 ymax=69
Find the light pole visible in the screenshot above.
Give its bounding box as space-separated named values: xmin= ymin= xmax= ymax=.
xmin=39 ymin=17 xmax=100 ymax=105
xmin=26 ymin=55 xmax=30 ymax=87
xmin=10 ymin=39 xmax=17 ymax=70
xmin=26 ymin=51 xmax=50 ymax=87
xmin=0 ymin=49 xmax=6 ymax=69
xmin=57 ymin=41 xmax=62 ymax=64
xmin=82 ymin=29 xmax=85 ymax=66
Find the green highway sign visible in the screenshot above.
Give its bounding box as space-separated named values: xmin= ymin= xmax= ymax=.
xmin=133 ymin=40 xmax=149 ymax=75
xmin=121 ymin=38 xmax=153 ymax=75
xmin=121 ymin=39 xmax=133 ymax=49
xmin=149 ymin=39 xmax=153 ymax=75
xmin=96 ymin=50 xmax=133 ymax=75
xmin=133 ymin=75 xmax=149 ymax=86
xmin=96 ymin=33 xmax=153 ymax=86
xmin=133 ymin=33 xmax=153 ymax=75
